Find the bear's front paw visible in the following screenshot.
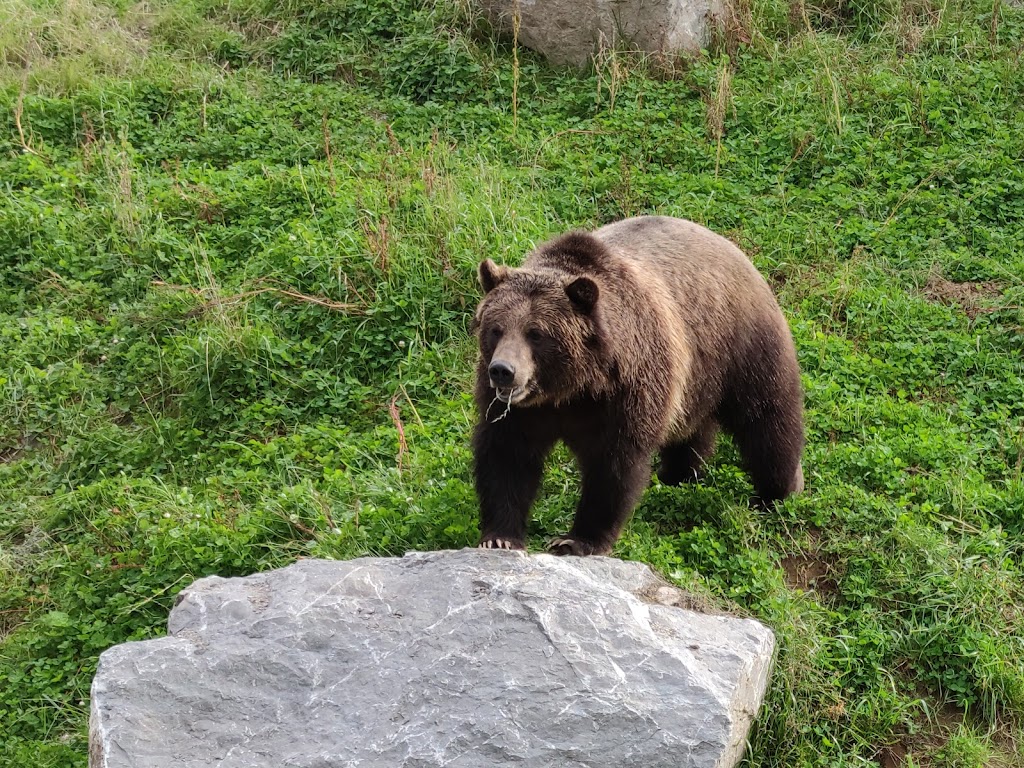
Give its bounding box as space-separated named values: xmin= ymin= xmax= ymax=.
xmin=547 ymin=536 xmax=611 ymax=557
xmin=478 ymin=536 xmax=525 ymax=551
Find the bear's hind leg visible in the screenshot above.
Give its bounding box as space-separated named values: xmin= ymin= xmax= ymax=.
xmin=656 ymin=420 xmax=719 ymax=486
xmin=720 ymin=323 xmax=805 ymax=508
xmin=738 ymin=428 xmax=804 ymax=509
xmin=724 ymin=391 xmax=804 ymax=508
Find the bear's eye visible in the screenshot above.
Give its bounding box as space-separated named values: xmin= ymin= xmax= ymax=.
xmin=525 ymin=328 xmax=545 ymax=343
xmin=489 ymin=327 xmax=503 ymax=341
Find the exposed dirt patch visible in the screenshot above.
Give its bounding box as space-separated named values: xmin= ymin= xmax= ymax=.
xmin=875 ymin=696 xmax=1022 ymax=767
xmin=780 ymin=550 xmax=839 ymax=595
xmin=0 ymin=606 xmax=31 ymax=643
xmin=781 ymin=529 xmax=839 ymax=595
xmin=1 ymin=434 xmax=43 ymax=463
xmin=873 ymin=741 xmax=908 ymax=768
xmin=923 ymin=274 xmax=1003 ymax=319
xmin=870 ymin=700 xmax=962 ymax=767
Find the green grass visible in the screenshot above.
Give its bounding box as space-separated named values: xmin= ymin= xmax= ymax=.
xmin=2 ymin=0 xmax=1023 ymax=764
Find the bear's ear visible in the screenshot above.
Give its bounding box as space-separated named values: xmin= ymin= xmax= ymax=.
xmin=565 ymin=276 xmax=599 ymax=313
xmin=478 ymin=259 xmax=509 ymax=293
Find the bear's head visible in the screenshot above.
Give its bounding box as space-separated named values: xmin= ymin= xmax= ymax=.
xmin=473 ymin=259 xmax=603 ymax=408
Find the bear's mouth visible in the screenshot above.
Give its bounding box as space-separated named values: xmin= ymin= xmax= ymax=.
xmin=494 ymin=385 xmax=528 ymax=405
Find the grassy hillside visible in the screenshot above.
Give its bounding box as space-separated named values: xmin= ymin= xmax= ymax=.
xmin=1 ymin=0 xmax=1023 ymax=764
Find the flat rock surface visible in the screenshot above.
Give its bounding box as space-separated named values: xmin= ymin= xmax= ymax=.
xmin=90 ymin=550 xmax=775 ymax=768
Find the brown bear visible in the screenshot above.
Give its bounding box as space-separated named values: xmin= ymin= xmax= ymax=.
xmin=471 ymin=215 xmax=804 ymax=556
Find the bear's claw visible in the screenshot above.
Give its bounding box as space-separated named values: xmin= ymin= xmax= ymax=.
xmin=547 ymin=537 xmax=609 ymax=556
xmin=478 ymin=537 xmax=524 ymax=551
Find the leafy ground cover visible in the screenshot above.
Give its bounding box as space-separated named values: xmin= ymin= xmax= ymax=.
xmin=1 ymin=0 xmax=1023 ymax=764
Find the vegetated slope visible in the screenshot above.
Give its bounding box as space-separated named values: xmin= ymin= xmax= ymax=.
xmin=1 ymin=0 xmax=1022 ymax=764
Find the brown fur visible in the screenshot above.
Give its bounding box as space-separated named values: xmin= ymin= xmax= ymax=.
xmin=472 ymin=216 xmax=805 ymax=556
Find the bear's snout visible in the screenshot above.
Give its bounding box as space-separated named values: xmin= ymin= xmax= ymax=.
xmin=482 ymin=332 xmax=536 ymax=404
xmin=488 ymin=360 xmax=516 ymax=389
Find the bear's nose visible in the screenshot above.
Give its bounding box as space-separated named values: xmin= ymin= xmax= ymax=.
xmin=488 ymin=360 xmax=516 ymax=389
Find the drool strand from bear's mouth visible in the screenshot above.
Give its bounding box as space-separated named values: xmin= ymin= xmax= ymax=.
xmin=486 ymin=391 xmax=514 ymax=423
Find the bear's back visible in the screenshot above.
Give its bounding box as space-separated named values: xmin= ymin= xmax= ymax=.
xmin=592 ymin=215 xmax=786 ymax=338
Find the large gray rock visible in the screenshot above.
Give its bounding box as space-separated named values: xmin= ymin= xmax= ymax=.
xmin=90 ymin=550 xmax=775 ymax=768
xmin=479 ymin=0 xmax=726 ymax=68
